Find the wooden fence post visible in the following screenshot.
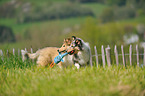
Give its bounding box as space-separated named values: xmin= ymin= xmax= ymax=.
xmin=25 ymin=48 xmax=27 ymax=51
xmin=89 ymin=47 xmax=93 ymax=67
xmin=105 ymin=45 xmax=111 ymax=67
xmin=0 ymin=49 xmax=4 ymax=61
xmin=101 ymin=45 xmax=106 ymax=68
xmin=121 ymin=45 xmax=125 ymax=67
xmin=114 ymin=45 xmax=119 ymax=66
xmin=129 ymin=45 xmax=132 ymax=66
xmin=13 ymin=48 xmax=15 ymax=56
xmin=31 ymin=48 xmax=33 ymax=54
xmin=7 ymin=49 xmax=9 ymax=57
xmin=31 ymin=47 xmax=34 ymax=63
xmin=18 ymin=49 xmax=20 ymax=57
xmin=94 ymin=46 xmax=99 ymax=68
xmin=136 ymin=45 xmax=139 ymax=67
xmin=143 ymin=47 xmax=145 ymax=67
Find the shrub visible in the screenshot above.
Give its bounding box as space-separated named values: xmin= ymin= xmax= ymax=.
xmin=100 ymin=7 xmax=114 ymax=23
xmin=100 ymin=6 xmax=136 ymax=23
xmin=105 ymin=0 xmax=126 ymax=6
xmin=69 ymin=0 xmax=103 ymax=3
xmin=136 ymin=9 xmax=145 ymax=17
xmin=113 ymin=6 xmax=136 ymax=20
xmin=0 ymin=2 xmax=16 ymax=18
xmin=0 ymin=25 xmax=16 ymax=43
xmin=19 ymin=3 xmax=94 ymax=23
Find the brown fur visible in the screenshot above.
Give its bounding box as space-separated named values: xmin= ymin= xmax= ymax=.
xmin=22 ymin=47 xmax=60 ymax=67
xmin=35 ymin=47 xmax=59 ymax=66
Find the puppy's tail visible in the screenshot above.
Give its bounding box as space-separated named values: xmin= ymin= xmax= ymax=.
xmin=21 ymin=50 xmax=39 ymax=61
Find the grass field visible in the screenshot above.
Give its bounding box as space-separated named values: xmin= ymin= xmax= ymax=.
xmin=0 ymin=56 xmax=145 ymax=96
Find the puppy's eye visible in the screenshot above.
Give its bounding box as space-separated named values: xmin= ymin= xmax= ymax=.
xmin=63 ymin=45 xmax=65 ymax=47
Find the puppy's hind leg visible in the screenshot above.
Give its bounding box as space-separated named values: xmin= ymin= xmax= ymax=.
xmin=57 ymin=62 xmax=63 ymax=69
xmin=36 ymin=56 xmax=49 ymax=67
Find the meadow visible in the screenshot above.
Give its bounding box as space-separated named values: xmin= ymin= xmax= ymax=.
xmin=0 ymin=56 xmax=145 ymax=96
xmin=0 ymin=1 xmax=145 ymax=95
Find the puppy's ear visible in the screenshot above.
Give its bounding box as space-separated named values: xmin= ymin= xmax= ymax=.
xmin=68 ymin=38 xmax=72 ymax=44
xmin=72 ymin=36 xmax=76 ymax=40
xmin=66 ymin=38 xmax=71 ymax=42
xmin=64 ymin=38 xmax=66 ymax=42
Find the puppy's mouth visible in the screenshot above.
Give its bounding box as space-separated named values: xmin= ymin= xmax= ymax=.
xmin=68 ymin=50 xmax=75 ymax=55
xmin=57 ymin=50 xmax=67 ymax=53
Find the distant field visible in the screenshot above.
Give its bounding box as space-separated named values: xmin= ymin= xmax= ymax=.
xmin=0 ymin=0 xmax=145 ymax=51
xmin=0 ymin=15 xmax=144 ymax=35
xmin=82 ymin=3 xmax=108 ymax=17
xmin=0 ymin=17 xmax=87 ymax=49
xmin=0 ymin=17 xmax=87 ymax=35
xmin=0 ymin=1 xmax=107 ymax=35
xmin=0 ymin=16 xmax=145 ymax=50
xmin=0 ymin=56 xmax=145 ymax=96
xmin=0 ymin=2 xmax=107 ymax=33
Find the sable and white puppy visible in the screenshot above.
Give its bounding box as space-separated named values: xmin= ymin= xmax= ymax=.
xmin=71 ymin=36 xmax=91 ymax=69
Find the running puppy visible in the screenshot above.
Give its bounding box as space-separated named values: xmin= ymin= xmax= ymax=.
xmin=71 ymin=36 xmax=91 ymax=69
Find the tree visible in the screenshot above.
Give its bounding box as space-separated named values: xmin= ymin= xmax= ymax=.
xmin=0 ymin=26 xmax=16 ymax=43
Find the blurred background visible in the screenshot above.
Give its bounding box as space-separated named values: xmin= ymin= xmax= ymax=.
xmin=0 ymin=0 xmax=145 ymax=52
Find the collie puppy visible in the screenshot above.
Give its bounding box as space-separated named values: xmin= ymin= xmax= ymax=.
xmin=58 ymin=36 xmax=90 ymax=69
xmin=71 ymin=36 xmax=91 ymax=69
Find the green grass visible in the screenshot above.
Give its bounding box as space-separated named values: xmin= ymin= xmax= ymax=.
xmin=0 ymin=56 xmax=145 ymax=96
xmin=120 ymin=16 xmax=145 ymax=24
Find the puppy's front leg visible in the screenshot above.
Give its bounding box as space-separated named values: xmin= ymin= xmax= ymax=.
xmin=75 ymin=63 xmax=80 ymax=69
xmin=57 ymin=62 xmax=63 ymax=69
